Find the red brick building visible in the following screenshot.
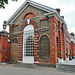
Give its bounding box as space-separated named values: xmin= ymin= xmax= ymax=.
xmin=1 ymin=0 xmax=74 ymax=66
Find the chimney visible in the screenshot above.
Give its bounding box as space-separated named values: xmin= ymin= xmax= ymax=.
xmin=56 ymin=8 xmax=61 ymax=15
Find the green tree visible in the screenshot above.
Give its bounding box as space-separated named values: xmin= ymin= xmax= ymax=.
xmin=70 ymin=32 xmax=74 ymax=37
xmin=0 ymin=0 xmax=18 ymax=8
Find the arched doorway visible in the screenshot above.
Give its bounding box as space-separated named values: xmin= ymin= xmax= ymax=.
xmin=23 ymin=25 xmax=34 ymax=63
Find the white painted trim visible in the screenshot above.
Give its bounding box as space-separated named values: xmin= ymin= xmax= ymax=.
xmin=44 ymin=12 xmax=60 ymax=21
xmin=8 ymin=39 xmax=10 ymax=42
xmin=20 ymin=16 xmax=39 ymax=22
xmin=17 ymin=61 xmax=22 ymax=63
xmin=27 ymin=19 xmax=30 ymax=24
xmin=23 ymin=24 xmax=34 ymax=63
xmin=18 ymin=61 xmax=40 ymax=64
xmin=34 ymin=62 xmax=39 ymax=63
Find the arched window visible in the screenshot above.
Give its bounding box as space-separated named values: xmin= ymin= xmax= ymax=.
xmin=26 ymin=36 xmax=34 ymax=56
xmin=13 ymin=38 xmax=18 ymax=43
xmin=39 ymin=35 xmax=50 ymax=59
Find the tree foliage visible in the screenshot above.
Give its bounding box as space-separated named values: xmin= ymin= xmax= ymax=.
xmin=70 ymin=32 xmax=75 ymax=37
xmin=0 ymin=0 xmax=18 ymax=8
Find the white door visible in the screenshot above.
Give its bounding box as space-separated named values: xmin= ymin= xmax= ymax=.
xmin=23 ymin=25 xmax=34 ymax=63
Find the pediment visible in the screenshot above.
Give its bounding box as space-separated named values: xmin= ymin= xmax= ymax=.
xmin=7 ymin=0 xmax=56 ymax=24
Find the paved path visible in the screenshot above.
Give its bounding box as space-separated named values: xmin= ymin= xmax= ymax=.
xmin=62 ymin=59 xmax=75 ymax=65
xmin=0 ymin=65 xmax=75 ymax=75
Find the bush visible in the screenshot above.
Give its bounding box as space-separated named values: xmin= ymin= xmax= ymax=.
xmin=58 ymin=52 xmax=61 ymax=55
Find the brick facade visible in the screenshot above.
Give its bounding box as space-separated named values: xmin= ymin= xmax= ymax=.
xmin=3 ymin=0 xmax=75 ymax=65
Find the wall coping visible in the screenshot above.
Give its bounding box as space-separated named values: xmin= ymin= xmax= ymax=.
xmin=0 ymin=30 xmax=9 ymax=36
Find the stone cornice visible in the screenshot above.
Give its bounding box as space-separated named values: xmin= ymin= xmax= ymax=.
xmin=44 ymin=11 xmax=60 ymax=21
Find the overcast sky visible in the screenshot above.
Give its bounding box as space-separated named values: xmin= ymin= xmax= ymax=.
xmin=0 ymin=0 xmax=75 ymax=33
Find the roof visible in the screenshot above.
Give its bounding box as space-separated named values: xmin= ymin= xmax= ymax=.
xmin=7 ymin=0 xmax=56 ymax=24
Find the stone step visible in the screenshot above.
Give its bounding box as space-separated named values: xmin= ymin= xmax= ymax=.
xmin=56 ymin=63 xmax=75 ymax=72
xmin=14 ymin=63 xmax=37 ymax=68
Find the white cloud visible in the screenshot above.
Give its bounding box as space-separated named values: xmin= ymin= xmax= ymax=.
xmin=64 ymin=16 xmax=72 ymax=27
xmin=60 ymin=3 xmax=75 ymax=13
xmin=32 ymin=0 xmax=58 ymax=8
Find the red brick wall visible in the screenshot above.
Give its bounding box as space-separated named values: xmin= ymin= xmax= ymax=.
xmin=49 ymin=17 xmax=57 ymax=65
xmin=57 ymin=21 xmax=62 ymax=58
xmin=74 ymin=44 xmax=75 ymax=56
xmin=61 ymin=27 xmax=66 ymax=60
xmin=70 ymin=42 xmax=75 ymax=57
xmin=9 ymin=26 xmax=12 ymax=40
xmin=0 ymin=35 xmax=10 ymax=63
xmin=6 ymin=42 xmax=10 ymax=62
